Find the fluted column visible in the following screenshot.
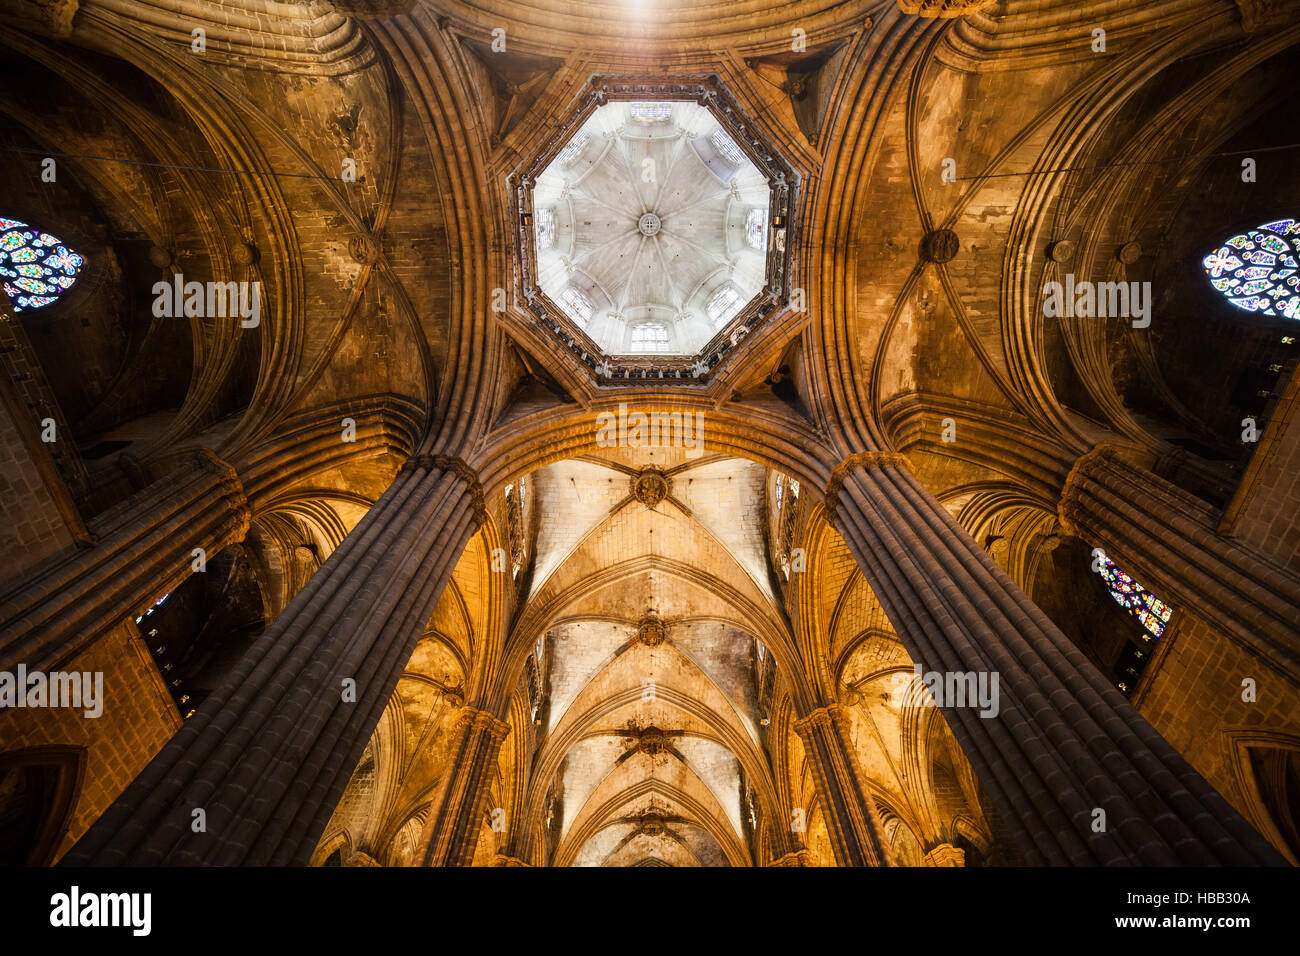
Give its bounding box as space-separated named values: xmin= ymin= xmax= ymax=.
xmin=825 ymin=451 xmax=1285 ymax=866
xmin=62 ymin=454 xmax=484 ymax=865
xmin=793 ymin=704 xmax=893 ymax=867
xmin=417 ymin=707 xmax=511 ymax=867
xmin=922 ymin=843 xmax=965 ymax=866
xmin=1059 ymin=442 xmax=1300 ymax=679
xmin=0 ymin=448 xmax=250 ymax=673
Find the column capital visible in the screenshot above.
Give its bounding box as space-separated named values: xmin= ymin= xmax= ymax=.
xmin=403 ymin=454 xmax=487 ymax=527
xmin=922 ymin=842 xmax=966 ymax=867
xmin=492 ymin=853 xmax=532 ymax=867
xmin=1057 ymin=440 xmax=1152 ymax=536
xmin=766 ymin=848 xmax=816 ymax=867
xmin=792 ymin=703 xmax=848 ymax=739
xmin=825 ymin=451 xmax=911 ymax=525
xmin=453 ymin=705 xmax=511 ymax=743
xmin=190 ymin=447 xmax=252 ymax=528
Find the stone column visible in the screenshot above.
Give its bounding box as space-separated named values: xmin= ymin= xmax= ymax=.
xmin=62 ymin=454 xmax=484 ymax=866
xmin=922 ymin=843 xmax=965 ymax=866
xmin=825 ymin=451 xmax=1285 ymax=866
xmin=793 ymin=704 xmax=893 ymax=867
xmin=0 ymin=448 xmax=250 ymax=673
xmin=417 ymin=707 xmax=511 ymax=867
xmin=1059 ymin=442 xmax=1300 ymax=679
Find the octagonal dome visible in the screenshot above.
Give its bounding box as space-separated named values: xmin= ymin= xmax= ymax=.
xmin=531 ymin=100 xmax=771 ymax=357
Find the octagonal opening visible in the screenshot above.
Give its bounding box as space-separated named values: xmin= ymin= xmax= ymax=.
xmin=531 ymin=100 xmax=771 ymax=358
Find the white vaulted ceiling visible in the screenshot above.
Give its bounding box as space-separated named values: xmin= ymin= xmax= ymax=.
xmin=532 ymin=100 xmax=770 ymax=357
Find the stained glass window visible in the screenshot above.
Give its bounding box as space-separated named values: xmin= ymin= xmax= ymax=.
xmin=1203 ymin=218 xmax=1300 ymax=320
xmin=629 ymin=102 xmax=671 ymax=124
xmin=630 ymin=322 xmax=670 ymax=352
xmin=0 ymin=218 xmax=85 ymax=311
xmin=711 ymin=129 xmax=745 ymax=166
xmin=535 ymin=207 xmax=555 ymax=251
xmin=555 ymin=130 xmax=589 ymax=166
xmin=706 ymin=285 xmax=742 ymax=324
xmin=745 ymin=207 xmax=768 ymax=251
xmin=1092 ymin=548 xmax=1173 ymax=639
xmin=134 ymin=592 xmax=171 ymax=625
xmin=559 ymin=286 xmax=594 ymax=323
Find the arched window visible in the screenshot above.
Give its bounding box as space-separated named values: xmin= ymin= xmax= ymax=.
xmin=628 ymin=102 xmax=671 ymax=124
xmin=133 ymin=592 xmax=171 ymax=625
xmin=706 ymin=285 xmax=742 ymax=325
xmin=1203 ymin=218 xmax=1300 ymax=320
xmin=711 ymin=129 xmax=745 ymax=166
xmin=1092 ymin=548 xmax=1173 ymax=639
xmin=0 ymin=218 xmax=85 ymax=311
xmin=629 ymin=322 xmax=670 ymax=352
xmin=555 ymin=129 xmax=589 ymax=166
xmin=745 ymin=207 xmax=768 ymax=251
xmin=559 ymin=286 xmax=594 ymax=323
xmin=535 ymin=207 xmax=555 ymax=251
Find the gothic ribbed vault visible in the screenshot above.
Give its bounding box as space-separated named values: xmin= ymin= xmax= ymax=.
xmin=0 ymin=0 xmax=1298 ymax=875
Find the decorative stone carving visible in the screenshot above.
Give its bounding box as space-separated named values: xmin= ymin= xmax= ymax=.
xmin=632 ymin=468 xmax=670 ymax=508
xmin=232 ymin=242 xmax=259 ymax=266
xmin=1046 ymin=239 xmax=1075 ymax=263
xmin=920 ymin=228 xmax=960 ymax=263
xmin=824 ymin=451 xmax=910 ymax=525
xmin=147 ymin=245 xmax=172 ymax=269
xmin=640 ymin=726 xmax=667 ymax=756
xmin=1234 ymin=0 xmax=1292 ymax=32
xmin=767 ymin=848 xmax=815 ymax=866
xmin=1116 ymin=241 xmax=1142 ymax=265
xmin=8 ymin=0 xmax=79 ymax=38
xmin=402 ymin=454 xmax=488 ymax=527
xmin=349 ymin=233 xmax=382 ymax=266
xmin=922 ymin=843 xmax=966 ymax=866
xmin=637 ymin=614 xmax=666 ymax=647
xmin=896 ymin=0 xmax=998 ymax=16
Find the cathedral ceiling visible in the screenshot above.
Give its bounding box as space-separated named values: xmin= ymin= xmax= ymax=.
xmin=3 ymin=0 xmax=1295 ymax=867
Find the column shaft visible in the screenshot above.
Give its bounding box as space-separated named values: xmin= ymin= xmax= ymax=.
xmin=793 ymin=704 xmax=893 ymax=866
xmin=61 ymin=455 xmax=482 ymax=865
xmin=0 ymin=449 xmax=249 ymax=673
xmin=418 ymin=707 xmax=511 ymax=867
xmin=827 ymin=453 xmax=1285 ymax=866
xmin=1059 ymin=443 xmax=1300 ymax=678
